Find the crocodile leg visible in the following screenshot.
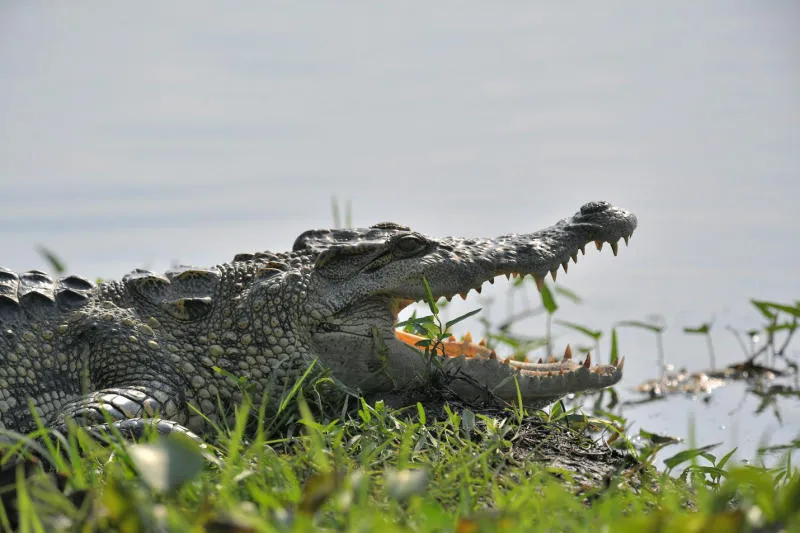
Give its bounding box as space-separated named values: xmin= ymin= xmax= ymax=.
xmin=53 ymin=385 xmax=196 ymax=438
xmin=19 ymin=311 xmax=205 ymax=439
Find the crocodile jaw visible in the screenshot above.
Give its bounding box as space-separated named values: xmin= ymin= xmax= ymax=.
xmin=312 ymin=266 xmax=626 ymax=409
xmin=390 ymin=300 xmax=624 ymax=409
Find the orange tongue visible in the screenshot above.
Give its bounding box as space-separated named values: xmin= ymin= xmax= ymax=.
xmin=395 ymin=330 xmax=611 ymax=373
xmin=395 ymin=329 xmax=497 ymax=359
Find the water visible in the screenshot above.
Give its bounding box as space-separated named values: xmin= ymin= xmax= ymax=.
xmin=1 ymin=1 xmax=798 ymax=467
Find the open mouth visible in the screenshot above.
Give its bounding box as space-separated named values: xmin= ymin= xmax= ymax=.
xmin=390 ymin=237 xmax=630 ymax=379
xmin=396 ymin=327 xmax=624 ymax=378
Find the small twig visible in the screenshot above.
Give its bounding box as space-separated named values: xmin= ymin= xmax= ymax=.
xmin=774 ymin=319 xmax=798 ymax=358
xmin=725 ymin=325 xmax=751 ymax=358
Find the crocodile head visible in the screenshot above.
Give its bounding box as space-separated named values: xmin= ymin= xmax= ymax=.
xmin=292 ymin=201 xmax=637 ymax=409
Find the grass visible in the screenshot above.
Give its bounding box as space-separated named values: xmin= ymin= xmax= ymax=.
xmin=1 ymin=247 xmax=798 ymax=531
xmin=3 ymin=389 xmax=800 ymax=531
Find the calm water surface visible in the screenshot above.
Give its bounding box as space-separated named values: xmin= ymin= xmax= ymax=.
xmin=1 ymin=1 xmax=798 ymax=465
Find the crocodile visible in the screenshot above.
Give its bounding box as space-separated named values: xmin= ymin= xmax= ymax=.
xmin=0 ymin=201 xmax=636 ymax=438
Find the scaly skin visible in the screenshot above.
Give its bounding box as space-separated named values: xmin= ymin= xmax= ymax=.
xmin=0 ymin=201 xmax=636 ymax=437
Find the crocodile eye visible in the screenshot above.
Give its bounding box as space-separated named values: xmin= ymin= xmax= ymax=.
xmin=392 ymin=234 xmax=428 ymax=256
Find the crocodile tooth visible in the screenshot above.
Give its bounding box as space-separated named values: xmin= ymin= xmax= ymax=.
xmin=549 ymin=355 xmax=557 ymax=363
xmin=561 ymin=261 xmax=569 ymax=273
xmin=583 ymin=352 xmax=592 ymax=369
xmin=610 ymin=241 xmax=619 ymax=256
xmin=488 ymin=350 xmax=497 ymax=360
xmin=595 ymin=240 xmax=604 ymax=251
xmin=579 ymin=245 xmax=586 ymax=255
xmin=478 ymin=338 xmax=486 ymax=347
xmin=537 ymin=358 xmax=543 ymax=364
xmin=448 ymin=335 xmax=456 ymax=342
xmin=564 ymin=344 xmax=572 ymax=360
xmin=445 ymin=295 xmax=453 ymax=302
xmin=463 ymin=332 xmax=473 ymax=343
xmin=459 ymin=292 xmax=468 ymax=300
xmin=550 ymin=269 xmax=558 ymax=282
xmin=488 ymin=278 xmax=495 ymax=284
xmin=624 ymin=235 xmax=630 ymax=246
xmin=474 ymin=286 xmax=482 ymax=294
xmin=571 ymin=252 xmax=579 ymax=263
xmin=616 ymin=356 xmax=625 ymax=370
xmin=533 ymin=276 xmax=544 ymax=292
xmin=505 ymin=273 xmax=511 ymax=280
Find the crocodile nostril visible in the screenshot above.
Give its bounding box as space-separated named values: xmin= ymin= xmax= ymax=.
xmin=580 ymin=201 xmax=611 ymax=215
